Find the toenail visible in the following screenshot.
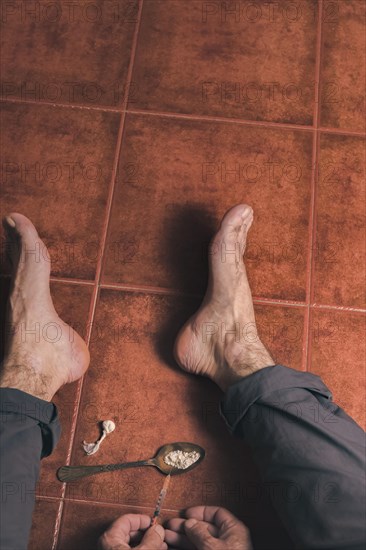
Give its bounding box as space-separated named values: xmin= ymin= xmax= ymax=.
xmin=5 ymin=216 xmax=16 ymax=228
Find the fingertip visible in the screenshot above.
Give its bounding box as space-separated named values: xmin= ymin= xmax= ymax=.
xmin=185 ymin=518 xmax=198 ymax=530
xmin=154 ymin=524 xmax=165 ymax=540
xmin=139 ymin=515 xmax=153 ymax=529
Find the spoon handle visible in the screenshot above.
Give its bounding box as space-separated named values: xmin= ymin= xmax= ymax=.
xmin=57 ymin=459 xmax=153 ymax=482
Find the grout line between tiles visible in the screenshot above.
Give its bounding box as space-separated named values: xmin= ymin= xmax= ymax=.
xmin=50 ymin=2 xmax=145 ymax=548
xmin=304 ymin=0 xmax=324 ymax=373
xmin=36 ymin=495 xmax=62 ymax=502
xmin=100 ymin=281 xmax=309 ymax=306
xmin=91 ymin=3 xmax=146 ymax=293
xmin=315 ymin=1 xmax=325 ymax=130
xmin=319 ymin=127 xmax=366 ymax=138
xmin=307 ymin=306 xmax=314 ymax=375
xmin=1 ymin=98 xmax=310 ymax=132
xmin=51 ymin=500 xmax=64 ymax=550
xmin=100 ymin=281 xmax=202 ymax=297
xmin=0 ymin=274 xmax=94 ymax=287
xmin=0 ymin=96 xmax=124 ymax=113
xmin=35 ymin=491 xmax=188 ymax=517
xmin=98 ymin=282 xmax=366 ymax=312
xmin=1 ymin=101 xmax=364 ymax=139
xmin=126 ymin=108 xmax=315 ymax=131
xmin=1 ymin=273 xmax=364 ymax=312
xmin=49 ymin=276 xmax=95 ymax=286
xmin=52 ymin=495 xmax=181 ymax=514
xmin=243 ymin=297 xmax=307 ymax=308
xmin=310 ymin=120 xmax=325 ymax=318
xmin=301 ymin=307 xmax=310 ymax=371
xmin=303 ymin=126 xmax=319 ymax=371
xmin=310 ymin=304 xmax=366 ymax=314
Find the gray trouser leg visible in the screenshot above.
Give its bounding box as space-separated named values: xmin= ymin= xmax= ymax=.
xmin=221 ymin=365 xmax=366 ymax=550
xmin=0 ymin=388 xmax=61 ymax=550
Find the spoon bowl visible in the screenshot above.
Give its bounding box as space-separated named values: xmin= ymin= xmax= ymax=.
xmin=152 ymin=442 xmax=205 ymax=475
xmin=57 ymin=442 xmax=205 ymax=482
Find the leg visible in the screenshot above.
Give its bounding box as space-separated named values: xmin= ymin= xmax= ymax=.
xmin=174 ymin=204 xmax=365 ymax=549
xmin=0 ymin=388 xmax=61 ymax=549
xmin=220 ymin=366 xmax=365 ymax=549
xmin=0 ymin=214 xmax=90 ymax=549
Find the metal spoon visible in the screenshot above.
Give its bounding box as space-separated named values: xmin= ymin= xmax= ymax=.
xmin=57 ymin=442 xmax=205 ymax=482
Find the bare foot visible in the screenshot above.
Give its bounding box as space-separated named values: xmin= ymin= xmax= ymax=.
xmin=0 ymin=213 xmax=90 ymax=401
xmin=174 ymin=204 xmax=274 ymax=392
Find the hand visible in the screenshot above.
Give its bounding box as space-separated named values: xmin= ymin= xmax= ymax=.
xmin=165 ymin=506 xmax=252 ymax=550
xmin=98 ymin=514 xmax=167 ymax=550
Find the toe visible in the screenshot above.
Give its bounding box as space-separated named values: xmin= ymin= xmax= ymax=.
xmin=3 ymin=213 xmax=51 ymax=276
xmin=220 ymin=204 xmax=253 ymax=228
xmin=209 ymin=204 xmax=253 ymax=264
xmin=218 ymin=204 xmax=253 ymax=244
xmin=240 ymin=210 xmax=254 ymax=236
xmin=5 ymin=213 xmax=40 ymax=241
xmin=3 ymin=216 xmax=16 ymax=229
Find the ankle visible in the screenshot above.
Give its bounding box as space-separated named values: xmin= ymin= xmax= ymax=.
xmin=213 ymin=341 xmax=274 ymax=392
xmin=0 ymin=361 xmax=56 ymax=401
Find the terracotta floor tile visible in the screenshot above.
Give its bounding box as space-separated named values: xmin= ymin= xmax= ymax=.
xmin=57 ymin=500 xmax=178 ymax=550
xmin=131 ymin=0 xmax=317 ymax=124
xmin=0 ymin=0 xmax=139 ymax=108
xmin=255 ymin=303 xmax=305 ymax=370
xmin=36 ymin=282 xmax=93 ymax=498
xmin=28 ymin=498 xmax=60 ymax=550
xmin=0 ymin=102 xmax=120 ymax=280
xmin=64 ymin=289 xmax=305 ymax=519
xmin=103 ymin=114 xmax=313 ymax=301
xmin=320 ymin=0 xmax=366 ymax=132
xmin=313 ymin=133 xmax=365 ymax=308
xmin=309 ymin=309 xmax=365 ymax=430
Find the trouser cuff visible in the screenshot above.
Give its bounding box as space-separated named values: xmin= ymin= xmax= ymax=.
xmin=220 ymin=364 xmax=332 ymax=434
xmin=0 ymin=388 xmax=61 ymax=457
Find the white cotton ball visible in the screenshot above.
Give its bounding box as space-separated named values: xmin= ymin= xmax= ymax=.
xmin=102 ymin=420 xmax=116 ymax=433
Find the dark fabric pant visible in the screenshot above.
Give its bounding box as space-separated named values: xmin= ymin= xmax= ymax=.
xmin=221 ymin=366 xmax=366 ymax=549
xmin=1 ymin=366 xmax=365 ymax=550
xmin=0 ymin=388 xmax=61 ymax=550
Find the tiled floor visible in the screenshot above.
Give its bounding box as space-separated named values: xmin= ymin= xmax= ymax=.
xmin=0 ymin=1 xmax=365 ymax=549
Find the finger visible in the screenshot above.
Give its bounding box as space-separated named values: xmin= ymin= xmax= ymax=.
xmin=129 ymin=530 xmax=144 ymax=545
xmin=166 ymin=518 xmax=187 ymax=534
xmin=164 ymin=529 xmax=196 ymax=549
xmin=167 ymin=518 xmax=219 ymax=538
xmin=186 ymin=509 xmax=252 ymax=549
xmin=184 ymin=519 xmax=218 ymax=550
xmin=137 ymin=524 xmax=167 ymax=550
xmin=110 ymin=514 xmax=152 ymax=538
xmin=185 ymin=506 xmax=241 ymax=531
xmin=184 ymin=506 xmax=221 ymax=522
xmin=219 ymin=516 xmax=252 ymax=546
xmin=198 ymin=507 xmax=251 ymax=546
xmin=99 ymin=514 xmax=151 ymax=549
